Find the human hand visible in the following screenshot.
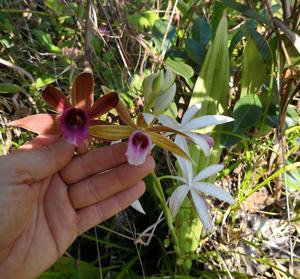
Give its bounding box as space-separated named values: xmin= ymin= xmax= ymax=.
xmin=0 ymin=137 xmax=154 ymax=279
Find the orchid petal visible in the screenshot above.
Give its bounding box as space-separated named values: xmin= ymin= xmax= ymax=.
xmin=181 ymin=103 xmax=201 ymax=125
xmin=137 ymin=114 xmax=148 ymax=128
xmin=146 ymin=126 xmax=190 ymax=139
xmin=115 ymin=101 xmax=137 ymax=128
xmin=191 ymin=189 xmax=213 ymax=231
xmin=192 ymin=182 xmax=235 ymax=204
xmin=88 ymin=119 xmax=111 ymax=126
xmin=42 ymin=85 xmax=72 ymax=113
xmin=131 ymin=199 xmax=146 ymax=214
xmin=187 ymin=132 xmax=211 ymax=157
xmin=174 ymin=135 xmax=193 ymax=185
xmin=157 ymin=115 xmax=179 ymax=130
xmin=200 ymin=134 xmax=214 ymax=148
xmin=149 ymin=132 xmax=191 ymax=161
xmin=193 ymin=164 xmax=224 ymax=182
xmin=89 ymin=125 xmax=134 ymax=141
xmin=9 ymin=114 xmax=60 ymax=135
xmin=169 ymin=185 xmax=189 ymax=217
xmin=71 ymin=72 xmax=94 ymax=110
xmin=142 ymin=112 xmax=155 ymax=126
xmin=88 ymin=92 xmax=119 ymax=119
xmin=183 ymin=115 xmax=234 ymax=131
xmin=60 ymin=107 xmax=89 ymax=145
xmin=126 ymin=130 xmax=152 ymax=166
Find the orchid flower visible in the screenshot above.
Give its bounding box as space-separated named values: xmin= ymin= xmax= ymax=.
xmin=158 ymin=103 xmax=234 ymax=156
xmin=89 ymin=101 xmax=191 ymax=166
xmin=9 ymin=72 xmax=119 ymax=145
xmin=169 ymin=143 xmax=234 ymax=231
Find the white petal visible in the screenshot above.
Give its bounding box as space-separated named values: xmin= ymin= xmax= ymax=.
xmin=169 ymin=185 xmax=189 ymax=217
xmin=187 ymin=132 xmax=210 ymax=157
xmin=192 ymin=182 xmax=235 ymax=204
xmin=183 ymin=115 xmax=234 ymax=131
xmin=181 ymin=103 xmax=201 ymax=125
xmin=174 ymin=135 xmax=193 ymax=184
xmin=131 ymin=200 xmax=146 ymax=214
xmin=193 ymin=164 xmax=224 ymax=182
xmin=190 ymin=189 xmax=213 ymax=231
xmin=157 ymin=114 xmax=179 ymax=130
xmin=142 ymin=112 xmax=155 ymax=126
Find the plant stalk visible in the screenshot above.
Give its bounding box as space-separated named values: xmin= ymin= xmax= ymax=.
xmin=150 ymin=172 xmax=185 ymax=265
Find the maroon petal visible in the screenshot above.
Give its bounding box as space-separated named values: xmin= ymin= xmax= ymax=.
xmin=9 ymin=114 xmax=60 ymax=134
xmin=60 ymin=107 xmax=89 ymax=145
xmin=42 ymin=86 xmax=72 ymax=113
xmin=71 ymin=72 xmax=94 ymax=110
xmin=88 ymin=92 xmax=119 ymax=119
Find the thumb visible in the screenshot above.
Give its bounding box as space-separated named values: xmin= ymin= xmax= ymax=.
xmin=0 ymin=138 xmax=75 ymax=184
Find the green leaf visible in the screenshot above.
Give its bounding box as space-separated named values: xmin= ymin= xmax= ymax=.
xmin=0 ymin=83 xmax=26 ymax=94
xmin=128 ymin=11 xmax=159 ymax=28
xmin=32 ymin=29 xmax=61 ymax=53
xmin=45 ymin=0 xmax=65 ymax=15
xmin=38 ymin=256 xmax=99 ymax=278
xmin=35 ymin=75 xmax=56 ymax=89
xmin=152 ymin=19 xmax=176 ymax=53
xmin=220 ymin=122 xmax=243 ymax=147
xmin=190 ymin=12 xmax=229 ymax=116
xmin=185 ymin=39 xmax=205 ymax=64
xmin=241 ymin=37 xmax=267 ymax=97
xmin=233 ymin=94 xmax=262 ymax=131
xmin=218 ymin=0 xmax=270 ymax=26
xmin=191 ymin=17 xmax=211 ymax=45
xmin=165 ymin=56 xmax=194 ymax=82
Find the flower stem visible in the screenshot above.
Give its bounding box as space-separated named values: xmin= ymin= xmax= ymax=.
xmin=150 ymin=172 xmax=184 ymax=263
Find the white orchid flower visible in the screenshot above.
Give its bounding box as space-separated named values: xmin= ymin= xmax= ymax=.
xmin=158 ymin=103 xmax=234 ymax=156
xmin=131 ymin=199 xmax=146 ymax=214
xmin=169 ymin=158 xmax=234 ymax=231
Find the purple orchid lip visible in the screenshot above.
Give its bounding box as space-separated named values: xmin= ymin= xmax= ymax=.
xmin=126 ymin=130 xmax=152 ymax=166
xmin=200 ymin=134 xmax=214 ymax=149
xmin=60 ymin=107 xmax=89 ymax=146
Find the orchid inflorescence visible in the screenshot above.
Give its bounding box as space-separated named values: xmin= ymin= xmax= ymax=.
xmin=10 ymin=69 xmax=235 ymax=231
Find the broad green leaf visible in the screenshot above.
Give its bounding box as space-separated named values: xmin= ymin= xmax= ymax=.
xmin=220 ymin=122 xmax=243 ymax=147
xmin=211 ymin=1 xmax=226 ymax=36
xmin=218 ymin=0 xmax=270 ymax=26
xmin=152 ymin=19 xmax=176 ymax=53
xmin=241 ymin=37 xmax=267 ymax=97
xmin=185 ymin=39 xmax=205 ymax=64
xmin=189 ymin=11 xmax=230 ymax=171
xmin=0 ymin=83 xmax=26 ymax=94
xmin=233 ymin=94 xmax=262 ymax=131
xmin=191 ymin=17 xmax=211 ymax=46
xmin=165 ymin=56 xmax=194 ymax=83
xmin=190 ymin=12 xmax=229 ymax=116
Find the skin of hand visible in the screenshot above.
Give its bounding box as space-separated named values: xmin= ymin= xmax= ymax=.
xmin=0 ymin=136 xmax=155 ymax=279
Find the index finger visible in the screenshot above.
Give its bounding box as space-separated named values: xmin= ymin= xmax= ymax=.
xmin=60 ymin=142 xmax=128 ymax=184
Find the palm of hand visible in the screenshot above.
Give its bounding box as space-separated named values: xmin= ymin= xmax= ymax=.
xmin=0 ymin=174 xmax=78 ymax=279
xmin=0 ymin=139 xmax=154 ymax=279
